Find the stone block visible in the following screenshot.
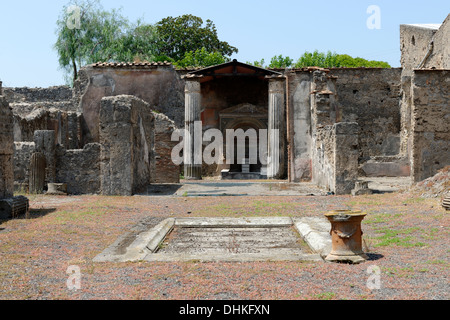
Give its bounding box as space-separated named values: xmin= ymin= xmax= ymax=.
xmin=0 ymin=196 xmax=29 ymax=220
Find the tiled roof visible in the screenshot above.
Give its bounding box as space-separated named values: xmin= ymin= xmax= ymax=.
xmin=91 ymin=61 xmax=172 ymax=68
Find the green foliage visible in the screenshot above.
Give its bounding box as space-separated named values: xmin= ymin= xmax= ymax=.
xmin=114 ymin=22 xmax=159 ymax=63
xmin=155 ymin=14 xmax=238 ymax=62
xmin=54 ymin=0 xmax=131 ymax=84
xmin=55 ymin=4 xmax=238 ymax=84
xmin=175 ymin=47 xmax=229 ymax=68
xmin=246 ymin=59 xmax=265 ymax=68
xmin=294 ymin=50 xmax=391 ymax=68
xmin=268 ymin=55 xmax=293 ymax=68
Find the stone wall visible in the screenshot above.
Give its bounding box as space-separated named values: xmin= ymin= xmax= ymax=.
xmin=152 ymin=112 xmax=180 ymax=183
xmin=329 ymin=68 xmax=402 ymax=162
xmin=99 ymin=95 xmax=154 ymax=196
xmin=0 ymin=96 xmax=14 ymax=199
xmin=308 ymin=69 xmax=358 ymax=194
xmin=400 ymin=24 xmax=439 ymax=157
xmin=311 ymin=122 xmax=359 ymax=195
xmin=77 ymin=63 xmax=184 ymax=145
xmin=12 ymin=108 xmax=80 ymax=149
xmin=287 ymin=67 xmax=403 ymax=181
xmin=400 ymin=15 xmax=450 ymax=160
xmin=400 ymin=25 xmax=438 ymax=77
xmin=286 ymin=70 xmax=312 ymax=182
xmin=3 ymin=86 xmax=73 ymax=103
xmin=13 ymin=142 xmax=35 ymax=189
xmin=410 ymin=69 xmax=449 ymax=182
xmin=424 ymin=14 xmax=450 ymax=70
xmin=4 ymin=86 xmax=76 ymax=118
xmin=56 ymin=143 xmax=101 ymax=195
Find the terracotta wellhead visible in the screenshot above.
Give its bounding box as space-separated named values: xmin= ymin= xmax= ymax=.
xmin=442 ymin=192 xmax=450 ymax=211
xmin=324 ymin=210 xmax=368 ymax=264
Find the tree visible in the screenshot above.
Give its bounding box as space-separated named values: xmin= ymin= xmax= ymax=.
xmin=54 ymin=0 xmax=130 ymax=84
xmin=155 ymin=14 xmax=238 ymax=62
xmin=268 ymin=55 xmax=293 ymax=68
xmin=294 ymin=50 xmax=391 ymax=68
xmin=246 ymin=59 xmax=265 ymax=68
xmin=114 ymin=22 xmax=159 ymax=63
xmin=175 ymin=47 xmax=229 ymax=68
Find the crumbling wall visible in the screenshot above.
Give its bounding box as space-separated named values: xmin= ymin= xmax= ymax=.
xmin=13 ymin=142 xmax=35 ymax=190
xmin=0 ymin=96 xmax=14 ymax=199
xmin=311 ymin=122 xmax=359 ymax=195
xmin=4 ymin=86 xmax=76 ymax=120
xmin=424 ymin=14 xmax=450 ymax=69
xmin=329 ymin=68 xmax=402 ymax=162
xmin=400 ymin=25 xmax=438 ymax=77
xmin=152 ymin=112 xmax=180 ymax=184
xmin=77 ymin=63 xmax=184 ymax=145
xmin=12 ymin=108 xmax=80 ymax=149
xmin=3 ymin=86 xmax=73 ymax=104
xmin=56 ymin=143 xmax=101 ymax=195
xmin=399 ymin=22 xmax=443 ymax=158
xmin=309 ymin=70 xmax=359 ymax=194
xmin=410 ymin=69 xmax=449 ymax=182
xmin=99 ymin=95 xmax=154 ymax=196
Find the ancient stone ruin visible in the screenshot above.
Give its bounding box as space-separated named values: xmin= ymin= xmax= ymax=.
xmin=0 ymin=82 xmax=29 ymax=219
xmin=0 ymin=15 xmax=448 ymax=198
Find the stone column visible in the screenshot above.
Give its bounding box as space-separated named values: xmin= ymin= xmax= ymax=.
xmin=267 ymin=78 xmax=285 ymax=179
xmin=184 ymin=80 xmax=202 ymax=180
xmin=34 ymin=130 xmax=56 ymax=184
xmin=0 ymin=96 xmax=14 ymax=199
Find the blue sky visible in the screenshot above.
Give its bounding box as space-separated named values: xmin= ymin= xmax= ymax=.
xmin=0 ymin=0 xmax=448 ymax=87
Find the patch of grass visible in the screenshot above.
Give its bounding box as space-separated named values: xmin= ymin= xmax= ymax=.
xmin=425 ymin=259 xmax=448 ymax=266
xmin=364 ymin=213 xmax=391 ymax=225
xmin=314 ymin=292 xmax=336 ymax=300
xmin=374 ymin=227 xmax=428 ymax=248
xmin=402 ymin=197 xmax=426 ymax=205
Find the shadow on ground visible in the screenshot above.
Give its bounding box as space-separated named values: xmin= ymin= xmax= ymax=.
xmin=140 ymin=184 xmax=183 ymax=196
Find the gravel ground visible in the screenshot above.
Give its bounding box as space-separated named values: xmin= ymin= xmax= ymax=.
xmin=0 ymin=191 xmax=448 ymax=300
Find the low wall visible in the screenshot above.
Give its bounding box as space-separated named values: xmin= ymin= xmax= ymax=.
xmin=3 ymin=86 xmax=73 ymax=103
xmin=56 ymin=143 xmax=101 ymax=195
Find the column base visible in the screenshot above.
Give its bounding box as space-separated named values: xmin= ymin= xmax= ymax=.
xmin=184 ymin=165 xmax=202 ymax=180
xmin=325 ymin=253 xmax=368 ymax=264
